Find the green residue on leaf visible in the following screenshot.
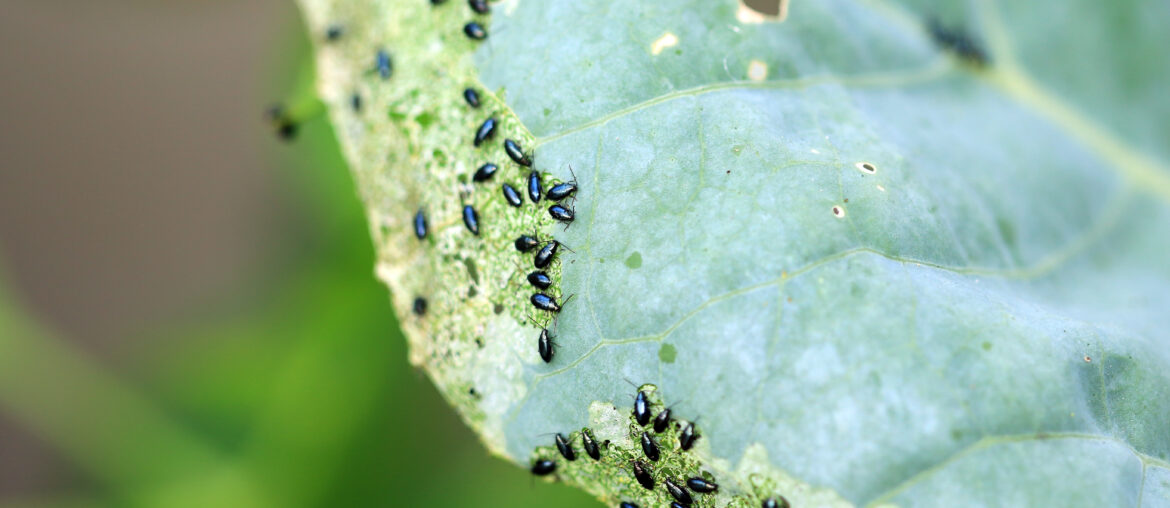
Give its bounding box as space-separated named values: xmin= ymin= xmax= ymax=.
xmin=624 ymin=251 xmax=642 ymax=269
xmin=462 ymin=257 xmax=479 ymax=284
xmin=996 ymin=217 xmax=1017 ymax=248
xmin=658 ymin=343 xmax=677 ymax=363
xmin=414 ymin=111 xmax=436 ymax=128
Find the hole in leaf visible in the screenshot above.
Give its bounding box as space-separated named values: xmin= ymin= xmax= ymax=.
xmin=743 ymin=0 xmax=782 ymax=16
xmin=738 ymin=0 xmax=788 ymax=22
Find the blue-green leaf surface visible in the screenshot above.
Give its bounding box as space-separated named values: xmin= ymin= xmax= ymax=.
xmin=298 ymin=0 xmax=1170 ymax=505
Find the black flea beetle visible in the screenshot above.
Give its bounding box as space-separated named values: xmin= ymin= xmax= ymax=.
xmin=554 ymin=433 xmax=576 ymax=461
xmin=534 ymin=241 xmax=569 ymax=269
xmin=504 ymin=139 xmax=532 ymax=166
xmin=462 ymin=205 xmax=480 ymax=235
xmin=653 ymin=407 xmax=672 ymax=433
xmin=581 ymin=428 xmax=601 ymax=460
xmin=375 ymin=50 xmax=392 ymax=79
xmin=527 ymin=171 xmax=543 ymax=203
xmin=762 ymin=497 xmax=790 ymax=508
xmin=468 ymin=0 xmax=489 ymax=14
xmin=515 ymin=234 xmax=541 ymax=252
xmin=687 ymin=477 xmax=718 ymax=493
xmin=464 ymin=22 xmax=487 ymax=40
xmin=538 ymin=327 xmax=555 ymax=363
xmin=549 ymin=204 xmax=574 ymax=226
xmin=412 ymin=297 xmax=427 ymax=316
xmin=640 ymin=432 xmax=660 ymax=462
xmin=528 ymin=314 xmax=558 ymax=363
xmin=531 ymin=459 xmax=556 ymax=476
xmin=632 ymin=460 xmax=654 ymax=490
xmin=527 ymin=271 xmax=552 ymax=290
xmin=546 ymin=166 xmax=578 ymax=201
xmin=463 ymin=87 xmax=480 ymax=108
xmin=474 ymin=117 xmax=497 ymax=146
xmin=634 ymin=390 xmax=651 ymax=426
xmin=414 ymin=208 xmax=427 ymax=240
xmin=502 ymin=183 xmax=523 ymax=207
xmin=679 ymin=421 xmax=699 ymax=450
xmin=473 ymin=163 xmax=498 ymax=182
xmin=664 ymin=479 xmax=693 ymax=506
xmin=531 ymin=293 xmax=570 ymax=312
xmin=546 ymin=181 xmax=577 ymax=201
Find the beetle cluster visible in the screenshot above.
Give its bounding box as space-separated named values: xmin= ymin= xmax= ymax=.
xmin=309 ymin=3 xmax=795 ymax=506
xmin=471 ymin=113 xmax=579 ymax=362
xmin=514 ymin=221 xmax=577 ymax=362
xmin=529 ymin=426 xmax=602 ymax=480
xmin=621 ymin=387 xmax=716 ymax=506
xmin=412 ymin=0 xmax=581 ymax=358
xmin=529 ymin=386 xmax=790 ymax=507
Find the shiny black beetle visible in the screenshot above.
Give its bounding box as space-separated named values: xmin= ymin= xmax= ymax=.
xmin=581 ymin=428 xmax=601 ymax=460
xmin=413 ymin=208 xmax=427 ymax=240
xmin=554 ymin=433 xmax=575 ymax=461
xmin=664 ymin=479 xmax=693 ymax=506
xmin=473 ymin=117 xmax=497 ymax=146
xmin=527 ymin=271 xmax=552 ymax=290
xmin=640 ymin=432 xmax=660 ymax=462
xmin=504 ymin=139 xmax=532 ymax=166
xmin=462 ymin=205 xmax=479 ymax=235
xmin=546 ymin=166 xmax=578 ymax=201
xmin=463 ymin=21 xmax=487 ymax=40
xmin=502 ymin=183 xmax=523 ymax=207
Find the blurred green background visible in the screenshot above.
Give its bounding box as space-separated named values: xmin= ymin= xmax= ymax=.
xmin=0 ymin=1 xmax=597 ymax=506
